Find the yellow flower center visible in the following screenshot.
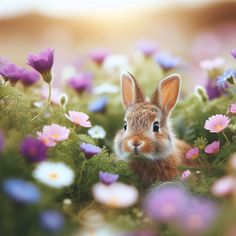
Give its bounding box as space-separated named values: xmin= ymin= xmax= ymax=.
xmin=186 ymin=214 xmax=203 ymax=229
xmin=214 ymin=124 xmax=223 ymax=131
xmin=52 ymin=133 xmax=59 ymax=139
xmin=161 ymin=204 xmax=175 ymax=216
xmin=49 ymin=172 xmax=59 ymax=180
xmin=107 ymin=196 xmax=119 ymax=208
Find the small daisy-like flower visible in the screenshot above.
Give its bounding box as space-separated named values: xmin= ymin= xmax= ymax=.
xmin=80 ymin=143 xmax=101 ymax=159
xmin=65 ymin=111 xmax=91 ymax=127
xmin=217 ymin=69 xmax=236 ymax=88
xmin=3 ymin=178 xmax=41 ymax=204
xmin=180 ymin=170 xmax=191 ymax=181
xmin=37 ymin=131 xmax=56 ymax=147
xmin=33 ymin=161 xmax=74 ymax=188
xmin=211 ymin=176 xmax=236 ymax=197
xmin=20 ymin=136 xmax=48 ymax=163
xmin=204 ymin=141 xmax=220 ymax=155
xmin=186 ymin=147 xmax=199 ymax=160
xmin=88 ymin=125 xmax=106 ymax=139
xmin=204 ymin=114 xmax=230 ymax=133
xmin=88 ymin=96 xmax=108 ymax=113
xmin=42 ymin=124 xmax=70 ymax=142
xmin=228 ymin=103 xmax=236 ymax=114
xmin=40 ymin=210 xmax=64 ymax=233
xmin=199 ymin=57 xmax=225 ymax=71
xmin=99 ymin=171 xmax=119 ymax=185
xmin=92 ymin=182 xmax=138 ymax=208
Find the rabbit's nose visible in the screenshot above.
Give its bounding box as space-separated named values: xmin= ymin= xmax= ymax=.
xmin=131 ymin=141 xmax=143 ymax=148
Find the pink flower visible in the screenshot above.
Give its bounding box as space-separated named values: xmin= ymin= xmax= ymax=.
xmin=65 ymin=111 xmax=91 ymax=127
xmin=211 ymin=176 xmax=236 ymax=197
xmin=180 ymin=170 xmax=191 ymax=180
xmin=37 ymin=131 xmax=56 ymax=147
xmin=204 ymin=114 xmax=230 ymax=133
xmin=204 ymin=141 xmax=220 ymax=155
xmin=42 ymin=124 xmax=70 ymax=142
xmin=228 ymin=103 xmax=236 ymax=114
xmin=185 ymin=147 xmax=199 ymax=160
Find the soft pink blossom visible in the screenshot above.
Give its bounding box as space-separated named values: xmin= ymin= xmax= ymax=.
xmin=42 ymin=124 xmax=70 ymax=142
xmin=180 ymin=170 xmax=191 ymax=180
xmin=211 ymin=176 xmax=236 ymax=197
xmin=185 ymin=147 xmax=199 ymax=160
xmin=204 ymin=141 xmax=220 ymax=155
xmin=204 ymin=114 xmax=230 ymax=133
xmin=65 ymin=111 xmax=91 ymax=127
xmin=37 ymin=131 xmax=56 ymax=147
xmin=229 ymin=103 xmax=236 ymax=114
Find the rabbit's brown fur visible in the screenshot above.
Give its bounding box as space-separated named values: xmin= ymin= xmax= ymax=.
xmin=114 ymin=72 xmax=191 ymax=187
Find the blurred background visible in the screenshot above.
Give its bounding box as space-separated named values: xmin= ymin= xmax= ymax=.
xmin=1 ymin=0 xmax=236 ymax=88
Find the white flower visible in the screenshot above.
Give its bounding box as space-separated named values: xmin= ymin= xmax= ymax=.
xmin=88 ymin=125 xmax=106 ymax=139
xmin=33 ymin=161 xmax=74 ymax=188
xmin=103 ymin=54 xmax=129 ymax=73
xmin=61 ymin=65 xmax=77 ymax=82
xmin=93 ymin=83 xmax=119 ymax=95
xmin=92 ymin=182 xmax=138 ymax=208
xmin=199 ymin=57 xmax=225 ymax=70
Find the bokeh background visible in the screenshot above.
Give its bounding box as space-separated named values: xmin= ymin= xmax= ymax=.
xmin=1 ymin=0 xmax=236 ymax=89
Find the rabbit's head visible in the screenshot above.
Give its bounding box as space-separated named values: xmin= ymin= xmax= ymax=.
xmin=114 ymin=72 xmax=181 ymax=161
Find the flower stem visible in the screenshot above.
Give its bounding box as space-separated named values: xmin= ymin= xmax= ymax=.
xmin=47 ymin=82 xmax=52 ymax=103
xmin=222 ymin=131 xmax=230 ymax=144
xmin=77 ymin=159 xmax=87 ymax=186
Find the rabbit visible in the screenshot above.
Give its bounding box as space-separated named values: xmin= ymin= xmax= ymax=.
xmin=114 ymin=71 xmax=191 ymax=187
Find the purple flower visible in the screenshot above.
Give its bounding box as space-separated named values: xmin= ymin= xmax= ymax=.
xmin=205 ymin=79 xmax=223 ymax=100
xmin=20 ymin=136 xmax=48 ymax=163
xmin=88 ymin=96 xmax=108 ymax=113
xmin=3 ymin=178 xmax=41 ymax=204
xmin=21 ymin=69 xmax=40 ymax=87
xmin=180 ymin=198 xmax=217 ymax=234
xmin=27 ymin=48 xmax=54 ymax=83
xmin=155 ymin=53 xmax=180 ymax=72
xmin=69 ymin=73 xmax=93 ymax=94
xmin=89 ymin=48 xmax=109 ymax=65
xmin=137 ymin=40 xmax=157 ymax=57
xmin=144 ymin=184 xmax=189 ymax=222
xmin=99 ymin=171 xmax=119 ymax=185
xmin=80 ymin=142 xmax=101 ymax=159
xmin=0 ymin=63 xmax=23 ymax=85
xmin=231 ymin=49 xmax=236 ymax=59
xmin=40 ymin=210 xmax=64 ymax=232
xmin=217 ymin=69 xmax=236 ymax=88
xmin=0 ymin=130 xmax=4 ymax=153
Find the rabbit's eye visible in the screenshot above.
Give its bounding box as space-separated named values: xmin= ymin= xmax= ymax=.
xmin=124 ymin=122 xmax=127 ymax=131
xmin=153 ymin=122 xmax=159 ymax=132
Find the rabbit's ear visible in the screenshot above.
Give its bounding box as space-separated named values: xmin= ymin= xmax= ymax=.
xmin=120 ymin=71 xmax=145 ymax=109
xmin=152 ymin=74 xmax=181 ymax=114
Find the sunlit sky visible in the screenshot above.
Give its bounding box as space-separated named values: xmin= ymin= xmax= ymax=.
xmin=0 ymin=0 xmax=219 ymax=18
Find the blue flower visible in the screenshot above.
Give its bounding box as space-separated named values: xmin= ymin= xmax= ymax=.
xmin=155 ymin=53 xmax=180 ymax=72
xmin=40 ymin=210 xmax=64 ymax=232
xmin=3 ymin=178 xmax=41 ymax=204
xmin=217 ymin=69 xmax=236 ymax=88
xmin=88 ymin=96 xmax=108 ymax=113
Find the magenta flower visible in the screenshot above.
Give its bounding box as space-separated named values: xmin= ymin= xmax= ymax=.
xmin=205 ymin=79 xmax=223 ymax=100
xmin=89 ymin=48 xmax=109 ymax=65
xmin=144 ymin=184 xmax=190 ymax=222
xmin=180 ymin=170 xmax=191 ymax=181
xmin=41 ymin=124 xmax=70 ymax=142
xmin=20 ymin=136 xmax=48 ymax=163
xmin=65 ymin=111 xmax=92 ymax=127
xmin=185 ymin=147 xmax=199 ymax=160
xmin=211 ymin=176 xmax=236 ymax=197
xmin=231 ymin=49 xmax=236 ymax=59
xmin=80 ymin=142 xmax=101 ymax=159
xmin=180 ymin=198 xmax=217 ymax=234
xmin=137 ymin=40 xmax=157 ymax=57
xmin=204 ymin=141 xmax=220 ymax=155
xmin=228 ymin=103 xmax=236 ymax=114
xmin=27 ymin=48 xmax=54 ymax=83
xmin=0 ymin=63 xmax=23 ymax=85
xmin=99 ymin=171 xmax=119 ymax=185
xmin=21 ymin=69 xmax=40 ymax=87
xmin=68 ymin=73 xmax=92 ymax=94
xmin=204 ymin=114 xmax=230 ymax=133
